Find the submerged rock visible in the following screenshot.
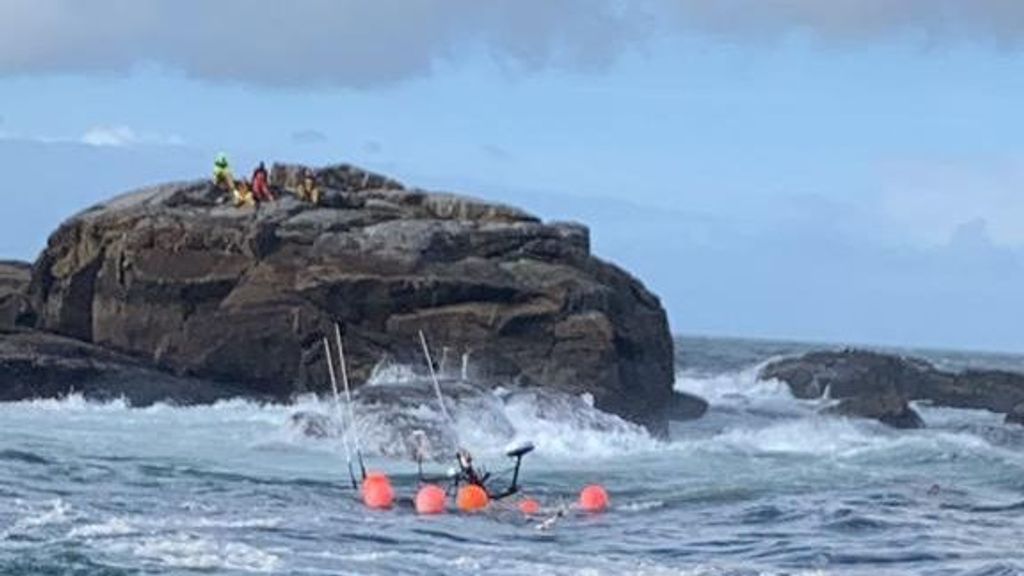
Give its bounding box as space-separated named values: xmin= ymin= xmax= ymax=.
xmin=24 ymin=162 xmax=684 ymax=433
xmin=761 ymin=349 xmax=1024 ymax=428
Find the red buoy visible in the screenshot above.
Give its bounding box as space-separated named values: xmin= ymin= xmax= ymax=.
xmin=415 ymin=484 xmax=447 ymax=515
xmin=579 ymin=484 xmax=609 ymax=512
xmin=361 ymin=472 xmax=395 ymax=509
xmin=518 ymin=498 xmax=541 ymax=516
xmin=456 ymin=484 xmax=490 ymax=512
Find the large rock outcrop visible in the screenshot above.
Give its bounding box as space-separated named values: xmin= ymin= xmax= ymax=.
xmin=26 ymin=163 xmax=685 ymax=433
xmin=760 ymin=349 xmax=1024 ymax=427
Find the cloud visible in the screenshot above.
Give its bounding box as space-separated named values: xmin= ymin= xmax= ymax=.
xmin=1 ymin=125 xmax=183 ymax=147
xmin=291 ymin=129 xmax=328 ymax=145
xmin=0 ymin=0 xmax=642 ymax=88
xmin=660 ymin=1 xmax=1024 ymax=45
xmin=880 ymin=157 xmax=1024 ymax=247
xmin=0 ymin=2 xmax=1021 ymax=88
xmin=80 ymin=125 xmax=184 ymax=147
xmin=481 ymin=144 xmax=511 ymax=161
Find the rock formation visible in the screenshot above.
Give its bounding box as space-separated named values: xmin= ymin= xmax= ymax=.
xmin=760 ymin=349 xmax=1024 ymax=427
xmin=17 ymin=162 xmax=694 ymax=433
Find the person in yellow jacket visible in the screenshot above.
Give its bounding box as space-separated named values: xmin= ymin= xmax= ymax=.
xmin=233 ymin=179 xmax=255 ymax=208
xmin=213 ymin=153 xmax=234 ymax=192
xmin=297 ymin=170 xmax=320 ymax=204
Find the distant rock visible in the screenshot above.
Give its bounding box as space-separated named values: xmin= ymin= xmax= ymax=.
xmin=23 ymin=162 xmax=686 ymax=433
xmin=761 ymin=349 xmax=1024 ymax=428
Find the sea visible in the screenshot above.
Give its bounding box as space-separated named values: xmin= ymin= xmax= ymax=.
xmin=3 ymin=336 xmax=1024 ymax=576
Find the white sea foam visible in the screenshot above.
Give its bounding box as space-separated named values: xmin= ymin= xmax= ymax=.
xmin=110 ymin=533 xmax=281 ymax=572
xmin=674 ymin=363 xmax=792 ymax=404
xmin=0 ymin=498 xmax=76 ymax=541
xmin=69 ymin=517 xmax=137 ymax=538
xmin=2 ymin=363 xmax=1016 ymax=470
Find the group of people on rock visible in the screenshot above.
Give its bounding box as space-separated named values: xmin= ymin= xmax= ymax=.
xmin=212 ymin=153 xmax=320 ymax=208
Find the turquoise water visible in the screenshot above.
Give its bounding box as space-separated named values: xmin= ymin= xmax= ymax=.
xmin=2 ymin=337 xmax=1024 ymax=575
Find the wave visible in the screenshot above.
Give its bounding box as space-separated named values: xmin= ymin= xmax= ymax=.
xmin=3 ymin=358 xmax=1022 ymax=470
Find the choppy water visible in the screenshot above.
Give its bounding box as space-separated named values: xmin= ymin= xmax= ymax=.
xmin=3 ymin=337 xmax=1024 ymax=575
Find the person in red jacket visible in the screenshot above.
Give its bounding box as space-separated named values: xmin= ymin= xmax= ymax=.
xmin=251 ymin=162 xmax=274 ymax=203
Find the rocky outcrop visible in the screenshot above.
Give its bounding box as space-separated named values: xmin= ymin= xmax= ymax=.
xmin=0 ymin=261 xmax=33 ymax=329
xmin=760 ymin=350 xmax=926 ymax=428
xmin=760 ymin=349 xmax=1024 ymax=427
xmin=0 ymin=327 xmax=244 ymax=405
xmin=25 ymin=162 xmax=683 ymax=433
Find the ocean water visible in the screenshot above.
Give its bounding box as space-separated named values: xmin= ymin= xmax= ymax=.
xmin=3 ymin=336 xmax=1024 ymax=575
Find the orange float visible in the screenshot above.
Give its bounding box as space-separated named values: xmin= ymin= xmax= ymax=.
xmin=456 ymin=484 xmax=490 ymax=512
xmin=415 ymin=484 xmax=448 ymax=515
xmin=518 ymin=498 xmax=541 ymax=516
xmin=361 ymin=472 xmax=395 ymax=509
xmin=579 ymin=484 xmax=609 ymax=512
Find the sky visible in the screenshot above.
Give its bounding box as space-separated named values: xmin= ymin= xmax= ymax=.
xmin=1 ymin=0 xmax=1022 ymax=352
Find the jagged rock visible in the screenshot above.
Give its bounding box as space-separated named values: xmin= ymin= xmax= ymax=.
xmin=826 ymin=393 xmax=925 ymax=430
xmin=916 ymin=369 xmax=1024 ymax=417
xmin=761 ymin=349 xmax=1024 ymax=428
xmin=1007 ymin=403 xmax=1024 ymax=426
xmin=0 ymin=261 xmax=33 ymax=329
xmin=0 ymin=327 xmax=246 ymax=405
xmin=760 ymin=350 xmax=925 ymax=428
xmin=27 ymin=162 xmax=682 ymax=433
xmin=668 ymin=391 xmax=709 ymax=421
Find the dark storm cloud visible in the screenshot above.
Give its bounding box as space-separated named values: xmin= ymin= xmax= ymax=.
xmin=660 ymin=0 xmax=1024 ymax=46
xmin=0 ymin=0 xmax=1022 ymax=88
xmin=0 ymin=0 xmax=641 ymax=87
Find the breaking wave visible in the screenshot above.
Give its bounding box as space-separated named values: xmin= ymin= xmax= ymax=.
xmin=5 ymin=340 xmax=1024 ymax=574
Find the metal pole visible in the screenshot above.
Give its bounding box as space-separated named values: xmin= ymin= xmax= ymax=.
xmin=335 ymin=324 xmax=366 ymax=480
xmin=324 ymin=337 xmax=357 ymax=489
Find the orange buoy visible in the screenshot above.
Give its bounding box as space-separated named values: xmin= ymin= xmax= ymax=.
xmin=579 ymin=484 xmax=609 ymax=513
xmin=518 ymin=498 xmax=541 ymax=516
xmin=415 ymin=484 xmax=447 ymax=515
xmin=456 ymin=484 xmax=490 ymax=512
xmin=361 ymin=472 xmax=395 ymax=509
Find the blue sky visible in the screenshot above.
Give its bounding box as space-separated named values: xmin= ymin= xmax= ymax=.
xmin=1 ymin=1 xmax=1023 ymax=352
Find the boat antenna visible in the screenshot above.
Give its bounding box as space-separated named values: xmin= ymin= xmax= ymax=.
xmin=323 ymin=336 xmax=358 ymax=489
xmin=335 ymin=323 xmax=366 ymax=481
xmin=419 ymin=330 xmax=455 ymax=427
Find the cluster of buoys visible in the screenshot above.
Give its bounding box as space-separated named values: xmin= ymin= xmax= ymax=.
xmin=361 ymin=473 xmax=609 ymax=516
